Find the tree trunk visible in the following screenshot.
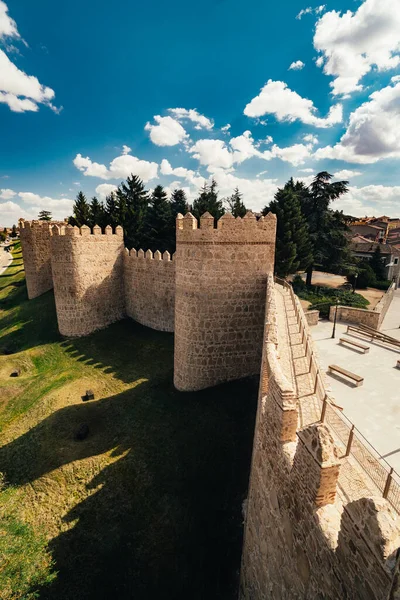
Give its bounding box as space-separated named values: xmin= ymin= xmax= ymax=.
xmin=306 ymin=264 xmax=313 ymax=287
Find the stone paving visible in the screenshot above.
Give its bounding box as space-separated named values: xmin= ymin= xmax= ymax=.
xmin=275 ymin=283 xmax=388 ymax=507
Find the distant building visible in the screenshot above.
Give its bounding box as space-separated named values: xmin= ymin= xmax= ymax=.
xmin=350 ymin=240 xmax=400 ymax=285
xmin=349 ymin=223 xmax=386 ymax=242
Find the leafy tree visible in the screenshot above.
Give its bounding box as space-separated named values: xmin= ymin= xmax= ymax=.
xmin=347 ymin=263 xmax=377 ymax=289
xmin=226 ymin=187 xmax=247 ymax=218
xmin=144 ymin=185 xmax=173 ymax=253
xmin=170 ymin=188 xmax=188 ymax=217
xmin=369 ymin=245 xmax=386 ymax=281
xmin=0 ymin=231 xmax=6 ymax=243
xmin=192 ymin=179 xmax=225 ymax=222
xmin=263 ymin=185 xmax=313 ymax=277
xmin=116 ymin=175 xmax=149 ymax=250
xmin=38 ymin=210 xmax=52 ymax=221
xmin=299 ymin=172 xmax=349 ymax=286
xmin=69 ymin=191 xmax=90 ymax=227
xmin=10 ymin=224 xmax=17 ymax=238
xmin=89 ymin=196 xmax=106 ymax=229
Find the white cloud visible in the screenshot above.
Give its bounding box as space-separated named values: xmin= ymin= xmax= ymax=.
xmin=145 ymin=115 xmax=189 ymax=146
xmin=0 ymin=187 xmax=16 ymax=199
xmin=122 ymin=145 xmax=131 ymax=155
xmin=334 ymin=170 xmax=362 ymax=179
xmin=296 ymin=5 xmax=325 ymax=19
xmin=206 ymin=171 xmax=279 ymax=213
xmin=244 ymin=80 xmax=342 ymax=128
xmin=270 ymin=143 xmax=313 ymax=166
xmin=391 ymin=75 xmax=400 ymax=83
xmin=95 ymin=183 xmax=118 ymax=200
xmin=337 ymin=185 xmax=400 ymax=217
xmin=295 ymin=175 xmax=315 ymax=186
xmin=168 ymin=108 xmax=213 ymax=130
xmin=190 ymin=139 xmax=234 ymax=170
xmin=160 ymin=158 xmax=195 ymax=181
xmin=221 ymin=124 xmax=231 ymax=132
xmin=314 ymin=0 xmax=400 ymax=96
xmin=73 ymin=151 xmax=158 ymax=182
xmin=303 ymin=133 xmax=318 ymax=145
xmin=315 ymin=81 xmax=400 ymax=163
xmin=299 ymin=168 xmax=314 ymax=173
xmin=17 ymin=192 xmax=73 ymax=220
xmin=0 ymin=200 xmax=33 ymax=226
xmin=289 ymin=60 xmax=305 ymax=70
xmin=0 ymin=1 xmax=19 ymax=39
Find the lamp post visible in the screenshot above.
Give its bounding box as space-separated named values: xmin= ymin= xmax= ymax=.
xmin=331 ymin=297 xmax=339 ymax=339
xmin=353 ymin=272 xmax=358 ymax=293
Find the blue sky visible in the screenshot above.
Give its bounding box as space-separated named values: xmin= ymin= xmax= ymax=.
xmin=1 ymin=0 xmax=400 ymax=225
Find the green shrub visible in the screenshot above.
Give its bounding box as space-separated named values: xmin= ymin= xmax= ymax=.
xmin=295 ymin=285 xmax=369 ymax=319
xmin=292 ymin=274 xmax=306 ymax=292
xmin=0 ymin=475 xmax=56 ymax=599
xmin=374 ymin=280 xmax=391 ymax=290
xmin=347 ymin=263 xmax=376 ymax=288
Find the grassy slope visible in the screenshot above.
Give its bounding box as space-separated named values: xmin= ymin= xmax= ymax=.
xmin=0 ymin=243 xmax=258 ymax=600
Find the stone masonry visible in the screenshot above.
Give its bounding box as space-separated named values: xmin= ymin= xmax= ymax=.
xmin=19 ymin=213 xmax=400 ymax=598
xmin=174 ymin=211 xmax=276 ymax=391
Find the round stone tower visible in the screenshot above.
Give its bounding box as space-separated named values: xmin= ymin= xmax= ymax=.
xmin=174 ymin=210 xmax=277 ymax=391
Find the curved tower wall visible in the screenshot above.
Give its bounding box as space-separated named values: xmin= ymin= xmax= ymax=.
xmin=174 ymin=211 xmax=277 ymax=392
xmin=50 ymin=225 xmax=125 ymax=337
xmin=19 ymin=220 xmax=54 ymax=299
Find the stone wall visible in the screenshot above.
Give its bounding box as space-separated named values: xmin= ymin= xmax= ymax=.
xmin=240 ymin=281 xmax=400 ymax=600
xmin=305 ymin=309 xmax=319 ymax=326
xmin=173 ymin=211 xmax=277 ymax=392
xmin=329 ymin=283 xmax=396 ymax=329
xmin=50 ymin=224 xmax=125 ymax=337
xmin=124 ymin=249 xmax=175 ymax=332
xmin=19 ymin=219 xmax=54 ymax=299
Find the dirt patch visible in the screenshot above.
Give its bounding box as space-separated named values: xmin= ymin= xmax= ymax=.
xmin=357 ymin=287 xmax=384 ymax=310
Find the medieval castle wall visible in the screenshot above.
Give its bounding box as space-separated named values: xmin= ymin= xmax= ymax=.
xmin=50 ymin=224 xmax=125 ymax=337
xmin=240 ymin=277 xmax=400 ymax=600
xmin=19 ymin=220 xmax=55 ymax=299
xmin=124 ymin=248 xmax=175 ymax=332
xmin=173 ymin=211 xmax=277 ymax=392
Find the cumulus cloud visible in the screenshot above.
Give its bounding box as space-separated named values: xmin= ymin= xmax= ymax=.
xmin=337 ymin=185 xmax=400 ymax=217
xmin=270 ymin=143 xmax=313 ymax=166
xmin=0 ymin=200 xmax=34 ymax=225
xmin=160 ymin=159 xmax=195 ymax=179
xmin=0 ymin=3 xmax=58 ymax=113
xmin=289 ymin=60 xmax=305 ymax=70
xmin=122 ymin=145 xmax=131 ymax=155
xmin=17 ymin=192 xmax=73 ymax=220
xmin=73 ymin=151 xmax=158 ymax=182
xmin=95 ymin=183 xmax=118 ymax=200
xmin=296 ymin=5 xmax=325 ymax=19
xmin=334 ymin=170 xmax=362 ymax=179
xmin=221 ymin=124 xmax=231 ymax=132
xmin=0 ymin=187 xmax=16 ymax=199
xmin=190 ymin=139 xmax=234 ymax=171
xmin=298 ymin=168 xmax=314 ymax=173
xmin=145 ymin=115 xmax=189 ymax=146
xmin=314 ymin=0 xmax=400 ymax=96
xmin=315 ymin=81 xmax=400 ymax=163
xmin=303 ymin=133 xmax=318 ymax=145
xmin=244 ymin=80 xmax=342 ymax=128
xmin=168 ymin=108 xmax=214 ymax=130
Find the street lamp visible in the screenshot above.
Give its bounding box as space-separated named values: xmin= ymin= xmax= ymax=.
xmin=331 ymin=297 xmax=339 ymax=339
xmin=353 ymin=272 xmax=358 ymax=293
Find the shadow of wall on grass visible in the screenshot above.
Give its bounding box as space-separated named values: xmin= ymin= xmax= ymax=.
xmin=0 ymin=375 xmax=258 ymax=600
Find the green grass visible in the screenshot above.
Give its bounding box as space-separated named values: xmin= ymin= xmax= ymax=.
xmin=0 ymin=243 xmax=257 ymax=599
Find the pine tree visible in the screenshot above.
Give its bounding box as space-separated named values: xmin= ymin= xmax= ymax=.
xmin=226 ymin=187 xmax=247 ymax=217
xmin=192 ymin=179 xmax=225 ymax=222
xmin=264 ymin=186 xmax=313 ymax=277
xmin=116 ymin=175 xmax=149 ymax=250
xmin=69 ymin=191 xmax=90 ymax=227
xmin=170 ymin=189 xmax=188 ymax=217
xmin=144 ymin=185 xmax=173 ymax=253
xmin=89 ymin=196 xmax=106 ymax=229
xmin=105 ymin=192 xmax=119 ymax=229
xmin=38 ymin=210 xmax=52 ymax=221
xmin=10 ymin=224 xmax=17 ymax=238
xmin=369 ymin=245 xmax=386 ymax=281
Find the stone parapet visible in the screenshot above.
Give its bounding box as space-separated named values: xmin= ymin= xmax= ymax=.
xmin=19 ymin=219 xmax=56 ymax=299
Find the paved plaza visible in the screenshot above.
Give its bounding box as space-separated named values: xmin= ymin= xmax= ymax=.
xmin=311 ymin=290 xmax=400 ymax=473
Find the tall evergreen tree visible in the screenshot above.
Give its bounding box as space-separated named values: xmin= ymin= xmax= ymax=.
xmin=10 ymin=224 xmax=17 ymax=238
xmin=192 ymin=179 xmax=225 ymax=222
xmin=38 ymin=210 xmax=52 ymax=221
xmin=69 ymin=191 xmax=90 ymax=227
xmin=226 ymin=187 xmax=247 ymax=217
xmin=144 ymin=185 xmax=173 ymax=253
xmin=105 ymin=192 xmax=119 ymax=229
xmin=116 ymin=175 xmax=149 ymax=250
xmin=89 ymin=196 xmax=106 ymax=229
xmin=299 ymin=172 xmax=349 ymax=285
xmin=263 ymin=186 xmax=313 ymax=277
xmin=369 ymin=244 xmax=386 ymax=281
xmin=170 ymin=189 xmax=188 ymax=217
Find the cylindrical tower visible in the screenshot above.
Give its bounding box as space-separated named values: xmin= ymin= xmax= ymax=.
xmin=174 ymin=210 xmax=277 ymax=391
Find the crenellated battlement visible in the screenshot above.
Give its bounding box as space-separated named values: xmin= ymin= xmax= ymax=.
xmin=176 ymin=210 xmax=277 ymax=243
xmin=126 ymin=248 xmax=174 ymax=261
xmin=50 ymin=223 xmax=123 ymax=237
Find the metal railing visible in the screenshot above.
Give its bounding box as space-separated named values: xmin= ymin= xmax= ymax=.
xmin=274 ymin=276 xmax=400 ymax=513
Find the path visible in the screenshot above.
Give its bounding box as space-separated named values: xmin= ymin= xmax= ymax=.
xmin=380 ymin=288 xmax=400 ymax=341
xmin=0 ymin=245 xmax=12 ymax=275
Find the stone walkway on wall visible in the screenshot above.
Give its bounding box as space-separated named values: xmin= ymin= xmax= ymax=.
xmin=274 ymin=283 xmax=386 ymax=508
